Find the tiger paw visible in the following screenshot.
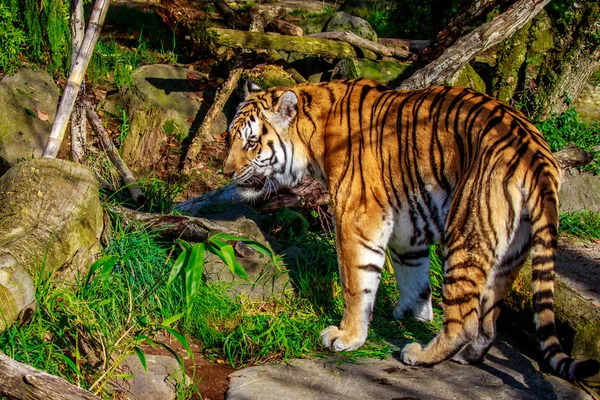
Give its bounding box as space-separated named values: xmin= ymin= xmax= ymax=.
xmin=400 ymin=342 xmax=425 ymax=366
xmin=320 ymin=325 xmax=366 ymax=352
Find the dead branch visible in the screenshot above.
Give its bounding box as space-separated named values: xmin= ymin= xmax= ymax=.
xmin=43 ymin=0 xmax=110 ymax=158
xmin=270 ymin=19 xmax=303 ymax=36
xmin=308 ymin=31 xmax=412 ymax=59
xmin=182 ymin=60 xmax=244 ymax=173
xmin=398 ymin=0 xmax=550 ymax=90
xmin=213 ymin=0 xmax=247 ymax=30
xmin=86 ymin=108 xmax=146 ymax=204
xmin=378 ymin=38 xmax=430 ymax=53
xmin=0 ymin=352 xmax=101 ymax=400
xmin=106 ymin=205 xmax=254 ymax=242
xmin=70 ymin=0 xmax=86 ymax=163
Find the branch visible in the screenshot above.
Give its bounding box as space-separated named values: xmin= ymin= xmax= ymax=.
xmin=553 ymin=145 xmax=596 ymax=170
xmin=213 ymin=0 xmax=247 ymax=30
xmin=0 ymin=352 xmax=101 ymax=400
xmin=106 ymin=205 xmax=255 ymax=241
xmin=43 ymin=0 xmax=110 ymax=158
xmin=86 ymin=108 xmax=146 ymax=204
xmin=398 ymin=0 xmax=550 ymax=90
xmin=308 ymin=31 xmax=413 ymax=59
xmin=70 ymin=0 xmax=87 ymax=163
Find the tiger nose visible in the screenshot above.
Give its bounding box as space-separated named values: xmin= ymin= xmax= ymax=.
xmin=222 ymin=160 xmax=235 ymax=179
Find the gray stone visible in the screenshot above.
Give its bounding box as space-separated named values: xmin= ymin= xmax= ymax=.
xmin=573 ymin=69 xmax=600 ymax=123
xmin=573 ymin=322 xmax=600 ymax=383
xmin=0 ymin=69 xmax=59 ymax=167
xmin=325 ymin=11 xmax=378 ymax=43
xmin=107 ymin=354 xmax=190 ymax=400
xmin=198 ymin=203 xmax=292 ymax=300
xmin=120 ymin=64 xmax=227 ymax=174
xmin=559 ymin=172 xmax=600 ymax=213
xmin=226 ymin=341 xmax=591 ymax=400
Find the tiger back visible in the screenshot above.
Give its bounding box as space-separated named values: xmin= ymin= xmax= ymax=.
xmin=223 ymin=78 xmax=599 ymax=380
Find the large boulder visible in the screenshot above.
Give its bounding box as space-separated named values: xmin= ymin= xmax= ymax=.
xmin=107 ymin=354 xmax=190 ymax=400
xmin=119 ymin=64 xmax=228 ymax=174
xmin=559 ymin=172 xmax=600 ymax=213
xmin=325 ymin=11 xmax=378 ymax=43
xmin=0 ymin=69 xmax=59 ymax=169
xmin=0 ymin=158 xmax=103 ymax=332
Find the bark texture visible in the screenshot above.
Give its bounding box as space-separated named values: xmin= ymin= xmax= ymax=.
xmin=525 ymin=1 xmax=600 ymax=119
xmin=0 ymin=352 xmax=101 ymax=400
xmin=398 ymin=0 xmax=550 ymax=90
xmin=0 ymin=159 xmax=103 ymax=332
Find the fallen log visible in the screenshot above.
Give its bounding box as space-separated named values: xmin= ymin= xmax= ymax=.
xmin=106 ymin=205 xmax=252 ymax=242
xmin=378 ymin=38 xmax=430 ymax=53
xmin=0 ymin=352 xmax=101 ymax=400
xmin=553 ymin=145 xmax=596 ymax=170
xmin=206 ymin=27 xmax=377 ymax=60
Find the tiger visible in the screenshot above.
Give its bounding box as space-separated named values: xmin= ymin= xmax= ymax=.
xmin=222 ymin=78 xmax=599 ymax=380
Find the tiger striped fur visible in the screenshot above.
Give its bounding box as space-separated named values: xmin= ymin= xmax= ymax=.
xmin=223 ymin=78 xmax=599 ymax=380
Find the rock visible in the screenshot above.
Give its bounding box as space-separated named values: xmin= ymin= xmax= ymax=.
xmin=450 ymin=63 xmax=487 ymax=93
xmin=226 ymin=340 xmax=591 ymax=400
xmin=559 ymin=172 xmax=600 ymax=212
xmin=335 ymin=58 xmax=413 ymax=87
xmin=325 ymin=11 xmax=378 ymax=43
xmin=0 ymin=159 xmax=103 ymax=332
xmin=107 ymin=354 xmax=190 ymax=400
xmin=196 ymin=204 xmax=291 ymax=300
xmin=245 ymin=65 xmax=297 ymax=89
xmin=573 ymin=322 xmax=600 ymax=383
xmin=120 ymin=64 xmax=228 ymax=174
xmin=292 ymin=12 xmax=332 ymax=36
xmin=0 ymin=69 xmax=59 ymax=168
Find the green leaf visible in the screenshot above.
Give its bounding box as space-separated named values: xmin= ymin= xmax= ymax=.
xmin=210 ymin=239 xmax=249 ymax=281
xmin=177 ymin=239 xmax=192 ymax=251
xmin=184 ymin=243 xmax=205 ymax=312
xmin=133 ymin=346 xmax=148 ymax=373
xmin=156 ymin=341 xmax=184 ymax=369
xmin=84 ymin=255 xmax=119 ymax=290
xmin=210 ymin=233 xmax=278 ymax=266
xmin=24 ymin=107 xmax=35 ymax=117
xmin=161 ymin=312 xmax=184 ymax=328
xmin=167 ymin=249 xmax=189 ymax=289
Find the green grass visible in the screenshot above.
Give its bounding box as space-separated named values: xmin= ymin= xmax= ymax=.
xmin=536 ymin=108 xmax=600 ymax=174
xmin=559 ymin=210 xmax=600 ymax=240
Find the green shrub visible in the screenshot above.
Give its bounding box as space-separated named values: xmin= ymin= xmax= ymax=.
xmin=0 ymin=4 xmax=26 ymax=74
xmin=536 ymin=108 xmax=600 ymax=174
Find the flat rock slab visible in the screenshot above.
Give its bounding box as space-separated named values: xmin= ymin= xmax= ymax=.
xmin=557 ymin=237 xmax=600 ymax=309
xmin=226 ymin=341 xmax=590 ymax=400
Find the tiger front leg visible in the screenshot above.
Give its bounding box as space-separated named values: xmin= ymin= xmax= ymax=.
xmin=321 ymin=212 xmax=392 ymax=352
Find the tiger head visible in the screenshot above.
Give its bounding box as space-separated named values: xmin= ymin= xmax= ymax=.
xmin=223 ymin=81 xmax=309 ymax=200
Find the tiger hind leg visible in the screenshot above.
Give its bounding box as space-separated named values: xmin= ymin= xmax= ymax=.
xmin=389 ymin=244 xmax=433 ymax=322
xmin=452 ymin=215 xmax=531 ymax=364
xmin=401 ymin=185 xmax=518 ymax=366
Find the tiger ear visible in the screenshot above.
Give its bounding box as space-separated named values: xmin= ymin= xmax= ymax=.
xmin=274 ymin=90 xmax=298 ymax=127
xmin=243 ymin=80 xmax=262 ymax=100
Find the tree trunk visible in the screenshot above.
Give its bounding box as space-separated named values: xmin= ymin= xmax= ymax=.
xmin=525 ymin=1 xmax=600 ymax=119
xmin=0 ymin=159 xmax=103 ymax=332
xmin=398 ymin=0 xmax=550 ymax=90
xmin=492 ymin=21 xmax=532 ymax=103
xmin=0 ymin=352 xmax=101 ymax=400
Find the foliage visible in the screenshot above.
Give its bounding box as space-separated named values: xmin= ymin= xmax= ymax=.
xmin=366 ymin=0 xmax=462 ymax=40
xmin=0 ymin=0 xmax=70 ymax=75
xmin=0 ymin=4 xmax=26 ymax=74
xmin=559 ymin=210 xmax=600 ymax=240
xmin=536 ymin=108 xmax=600 ymax=174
